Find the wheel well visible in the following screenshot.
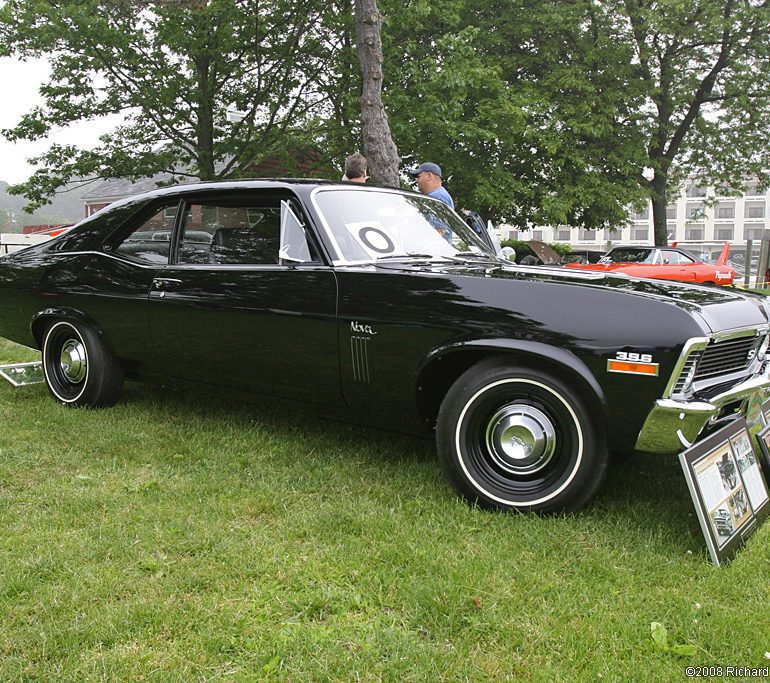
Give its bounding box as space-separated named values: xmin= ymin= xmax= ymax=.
xmin=31 ymin=316 xmax=55 ymax=347
xmin=416 ymin=349 xmax=605 ymax=433
xmin=31 ymin=312 xmax=109 ymax=353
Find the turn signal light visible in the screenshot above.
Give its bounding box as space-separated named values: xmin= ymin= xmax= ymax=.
xmin=607 ymin=360 xmax=659 ymax=376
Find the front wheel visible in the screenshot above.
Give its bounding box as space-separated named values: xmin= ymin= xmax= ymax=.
xmin=436 ymin=359 xmax=608 ymax=514
xmin=42 ymin=320 xmax=124 ymax=407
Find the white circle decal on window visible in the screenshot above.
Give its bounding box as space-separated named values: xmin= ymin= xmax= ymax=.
xmin=358 ymin=227 xmax=395 ymax=254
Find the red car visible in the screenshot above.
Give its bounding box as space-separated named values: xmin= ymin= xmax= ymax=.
xmin=565 ymin=242 xmax=735 ymax=286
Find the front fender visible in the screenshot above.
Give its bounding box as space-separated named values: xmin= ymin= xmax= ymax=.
xmin=415 ymin=338 xmax=606 ymax=432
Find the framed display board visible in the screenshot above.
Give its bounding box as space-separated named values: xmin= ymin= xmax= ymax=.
xmin=0 ymin=361 xmax=45 ymax=387
xmin=679 ymin=418 xmax=770 ymax=565
xmin=754 ymin=423 xmax=770 ymax=477
xmin=761 ymin=397 xmax=770 ymax=428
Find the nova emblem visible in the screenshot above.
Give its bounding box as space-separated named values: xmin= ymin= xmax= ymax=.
xmin=351 ymin=321 xmax=377 ymax=335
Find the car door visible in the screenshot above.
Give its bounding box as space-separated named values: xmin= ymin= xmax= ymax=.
xmin=661 ymin=249 xmax=698 ymax=281
xmin=148 ymin=190 xmax=342 ymax=405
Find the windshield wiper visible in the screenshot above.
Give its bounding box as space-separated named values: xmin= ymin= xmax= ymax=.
xmin=376 ymin=253 xmax=452 ymax=261
xmin=449 ymin=251 xmax=500 ymax=261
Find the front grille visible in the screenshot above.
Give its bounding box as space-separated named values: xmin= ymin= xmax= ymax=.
xmin=694 ymin=337 xmax=759 ymax=381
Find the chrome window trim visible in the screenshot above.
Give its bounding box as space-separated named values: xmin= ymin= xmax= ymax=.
xmin=52 ymin=250 xmax=168 ymax=269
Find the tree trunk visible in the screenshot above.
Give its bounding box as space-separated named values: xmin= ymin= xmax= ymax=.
xmin=650 ymin=172 xmax=669 ymax=246
xmin=354 ymin=0 xmax=400 ymax=187
xmin=195 ymin=54 xmax=216 ymax=181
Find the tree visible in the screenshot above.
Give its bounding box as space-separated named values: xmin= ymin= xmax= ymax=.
xmin=0 ymin=0 xmax=339 ymax=211
xmin=379 ymin=0 xmax=648 ymax=228
xmin=610 ymin=0 xmax=770 ymax=245
xmin=353 ymin=0 xmax=400 ymax=186
xmin=376 ymin=0 xmax=770 ymax=241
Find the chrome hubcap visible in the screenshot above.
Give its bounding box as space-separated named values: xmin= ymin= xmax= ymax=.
xmin=485 ymin=404 xmax=556 ymax=475
xmin=59 ymin=339 xmax=87 ymax=383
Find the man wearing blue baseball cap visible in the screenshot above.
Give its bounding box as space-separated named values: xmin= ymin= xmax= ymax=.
xmin=407 ymin=162 xmax=454 ymax=209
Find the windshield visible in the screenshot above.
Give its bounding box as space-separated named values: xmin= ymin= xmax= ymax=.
xmin=602 ymin=248 xmax=655 ymax=264
xmin=313 ymin=188 xmax=496 ymax=263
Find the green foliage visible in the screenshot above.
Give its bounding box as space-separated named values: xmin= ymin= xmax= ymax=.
xmin=377 ymin=0 xmax=649 ymax=228
xmin=0 ymin=0 xmax=339 ymax=211
xmin=374 ymin=0 xmax=770 ymax=238
xmin=650 ymin=621 xmax=699 ymax=657
xmin=603 ymin=0 xmax=770 ymax=243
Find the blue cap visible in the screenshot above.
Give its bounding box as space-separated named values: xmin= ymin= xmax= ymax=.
xmin=408 ymin=162 xmax=442 ymax=178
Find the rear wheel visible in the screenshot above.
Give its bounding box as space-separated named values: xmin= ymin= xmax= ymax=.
xmin=42 ymin=320 xmax=124 ymax=407
xmin=436 ymin=359 xmax=608 ymax=513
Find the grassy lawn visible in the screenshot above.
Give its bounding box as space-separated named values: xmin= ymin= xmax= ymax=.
xmin=1 ymin=338 xmax=769 ymax=681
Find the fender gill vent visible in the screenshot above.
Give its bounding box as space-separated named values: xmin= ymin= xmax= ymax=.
xmin=351 ymin=336 xmax=371 ymax=382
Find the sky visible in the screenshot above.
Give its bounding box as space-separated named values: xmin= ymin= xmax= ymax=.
xmin=0 ymin=56 xmax=119 ymax=185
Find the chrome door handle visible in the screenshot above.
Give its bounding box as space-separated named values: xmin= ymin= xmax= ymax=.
xmin=152 ymin=278 xmax=183 ymax=290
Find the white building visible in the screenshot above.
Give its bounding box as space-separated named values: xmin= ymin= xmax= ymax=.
xmin=500 ymin=179 xmax=770 ymax=259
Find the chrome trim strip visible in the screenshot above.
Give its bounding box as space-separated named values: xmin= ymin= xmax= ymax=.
xmin=711 ymin=325 xmax=767 ymax=342
xmin=48 ymin=250 xmax=167 ymax=269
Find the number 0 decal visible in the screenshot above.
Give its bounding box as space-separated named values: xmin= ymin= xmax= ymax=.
xmin=358 ymin=227 xmax=395 ymax=254
xmin=343 ymin=220 xmax=406 ymax=259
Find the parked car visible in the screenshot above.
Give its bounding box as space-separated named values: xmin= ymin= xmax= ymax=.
xmin=1 ymin=181 xmax=769 ymax=513
xmin=0 ymin=225 xmax=73 ymax=256
xmin=565 ymin=243 xmax=735 ymax=286
xmin=561 ymin=250 xmax=605 ymax=265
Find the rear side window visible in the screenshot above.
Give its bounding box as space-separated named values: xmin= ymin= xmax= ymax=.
xmin=113 ymin=203 xmax=179 ymax=264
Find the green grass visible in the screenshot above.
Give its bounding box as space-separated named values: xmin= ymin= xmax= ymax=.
xmin=1 ymin=339 xmax=769 ymax=681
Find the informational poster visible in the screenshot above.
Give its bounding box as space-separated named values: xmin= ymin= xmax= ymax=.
xmin=679 ymin=418 xmax=770 ymax=565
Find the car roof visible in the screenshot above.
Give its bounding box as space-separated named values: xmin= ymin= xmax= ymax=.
xmin=91 ymin=178 xmax=406 ymax=213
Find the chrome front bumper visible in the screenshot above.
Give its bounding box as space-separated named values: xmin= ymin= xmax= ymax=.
xmin=635 ymin=372 xmax=770 ymax=453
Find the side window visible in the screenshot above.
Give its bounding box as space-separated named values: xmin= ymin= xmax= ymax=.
xmin=177 ymin=199 xmax=319 ymax=265
xmin=662 ymin=250 xmax=691 ymax=265
xmin=113 ymin=203 xmax=177 ymax=264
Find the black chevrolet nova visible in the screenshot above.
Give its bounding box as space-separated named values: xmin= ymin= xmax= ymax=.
xmin=1 ymin=180 xmax=769 ymax=513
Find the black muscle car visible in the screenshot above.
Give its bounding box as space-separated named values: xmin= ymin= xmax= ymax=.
xmin=1 ymin=180 xmax=769 ymax=513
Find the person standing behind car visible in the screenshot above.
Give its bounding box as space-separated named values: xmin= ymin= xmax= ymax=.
xmin=342 ymin=153 xmax=369 ymax=183
xmin=408 ymin=162 xmax=454 ymax=209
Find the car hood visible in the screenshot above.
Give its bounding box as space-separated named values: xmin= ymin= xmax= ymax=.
xmin=370 ymin=260 xmax=768 ymax=334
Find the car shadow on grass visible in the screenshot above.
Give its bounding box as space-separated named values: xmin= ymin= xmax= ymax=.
xmin=1 ymin=378 xmax=710 ymax=553
xmin=121 ymin=380 xmax=438 ymax=466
